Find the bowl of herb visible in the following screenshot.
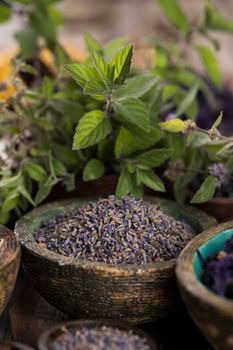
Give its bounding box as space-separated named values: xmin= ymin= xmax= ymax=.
xmin=176 ymin=221 xmax=233 ymax=350
xmin=38 ymin=320 xmax=157 ymax=350
xmin=16 ymin=196 xmax=216 ymax=324
xmin=0 ymin=342 xmax=36 ymax=350
xmin=0 ymin=225 xmax=20 ymax=315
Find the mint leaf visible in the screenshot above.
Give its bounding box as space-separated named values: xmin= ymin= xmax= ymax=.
xmin=191 ymin=175 xmax=216 ymax=204
xmin=212 ymin=111 xmax=223 ymax=130
xmin=92 ymin=51 xmax=109 ymax=81
xmin=197 ymin=45 xmax=221 ymax=88
xmin=84 ymin=32 xmax=102 ymax=53
xmin=84 ymin=78 xmax=109 ymax=95
xmin=111 ymin=44 xmax=133 ymax=83
xmin=115 ymin=126 xmax=163 ymax=159
xmin=136 ymin=169 xmax=165 ymax=192
xmin=24 ymin=161 xmax=47 ymax=182
xmin=116 ymin=167 xmax=133 ymax=197
xmin=176 ymin=83 xmax=199 ymax=117
xmin=0 ymin=172 xmax=22 ymax=188
xmin=115 ymin=127 xmax=134 ymax=159
xmin=83 ymin=159 xmax=105 ymax=181
xmin=157 ymin=0 xmax=189 ymax=34
xmin=133 ymin=149 xmax=172 ymax=169
xmin=15 ymin=30 xmax=37 ymax=59
xmin=203 ymin=1 xmax=233 ymax=33
xmin=114 ymin=98 xmax=150 ymax=132
xmin=63 ymin=63 xmax=97 ymax=87
xmin=104 ymin=37 xmax=128 ymax=60
xmin=35 ymin=177 xmax=58 ymax=206
xmin=18 ymin=184 xmax=35 ymax=206
xmin=73 ymin=110 xmax=112 ymax=150
xmin=114 ymin=75 xmax=159 ymax=100
xmin=2 ymin=191 xmax=19 ymax=213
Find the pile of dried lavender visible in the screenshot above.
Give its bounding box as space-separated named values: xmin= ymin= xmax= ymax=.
xmin=35 ymin=196 xmax=194 ymax=264
xmin=48 ymin=325 xmax=150 ymax=350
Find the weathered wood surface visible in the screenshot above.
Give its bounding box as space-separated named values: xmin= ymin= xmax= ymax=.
xmin=0 ymin=276 xmax=212 ymax=349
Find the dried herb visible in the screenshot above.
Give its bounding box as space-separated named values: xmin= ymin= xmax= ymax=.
xmin=202 ymin=235 xmax=233 ymax=299
xmin=35 ymin=196 xmax=194 ymax=265
xmin=48 ymin=325 xmax=150 ymax=350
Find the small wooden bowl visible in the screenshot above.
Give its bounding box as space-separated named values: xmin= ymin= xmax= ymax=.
xmin=38 ymin=320 xmax=157 ymax=350
xmin=16 ymin=198 xmax=216 ymax=324
xmin=0 ymin=225 xmax=20 ymax=314
xmin=0 ymin=342 xmax=35 ymax=350
xmin=176 ymin=220 xmax=233 ymax=350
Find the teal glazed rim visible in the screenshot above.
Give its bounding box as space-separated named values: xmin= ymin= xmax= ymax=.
xmin=194 ymin=228 xmax=233 ymax=281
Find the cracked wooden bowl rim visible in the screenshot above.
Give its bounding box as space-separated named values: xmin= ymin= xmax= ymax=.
xmin=176 ymin=220 xmax=233 ymax=315
xmin=15 ymin=197 xmax=216 ymax=274
xmin=38 ymin=319 xmax=157 ymax=350
xmin=0 ymin=225 xmax=20 ymax=271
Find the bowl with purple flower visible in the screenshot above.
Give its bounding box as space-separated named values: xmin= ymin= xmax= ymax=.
xmin=176 ymin=221 xmax=233 ymax=350
xmin=16 ymin=196 xmax=216 ymax=324
xmin=38 ymin=320 xmax=157 ymax=350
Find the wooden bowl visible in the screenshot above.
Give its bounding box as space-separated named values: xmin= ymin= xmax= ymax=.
xmin=15 ymin=197 xmax=216 ymax=324
xmin=176 ymin=220 xmax=233 ymax=350
xmin=0 ymin=342 xmax=35 ymax=350
xmin=38 ymin=320 xmax=157 ymax=350
xmin=0 ymin=225 xmax=20 ymax=314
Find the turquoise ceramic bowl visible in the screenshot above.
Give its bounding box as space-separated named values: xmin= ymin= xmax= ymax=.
xmin=176 ymin=221 xmax=233 ymax=350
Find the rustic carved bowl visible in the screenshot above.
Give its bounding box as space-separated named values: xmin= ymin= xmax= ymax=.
xmin=0 ymin=225 xmax=20 ymax=315
xmin=16 ymin=197 xmax=216 ymax=324
xmin=176 ymin=221 xmax=233 ymax=350
xmin=0 ymin=342 xmax=35 ymax=350
xmin=38 ymin=320 xmax=157 ymax=350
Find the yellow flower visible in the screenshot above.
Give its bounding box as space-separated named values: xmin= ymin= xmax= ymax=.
xmin=39 ymin=44 xmax=86 ymax=76
xmin=0 ymin=50 xmax=18 ymax=104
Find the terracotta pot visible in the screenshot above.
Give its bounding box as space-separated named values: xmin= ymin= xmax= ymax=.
xmin=0 ymin=225 xmax=20 ymax=314
xmin=46 ymin=174 xmax=174 ymax=202
xmin=38 ymin=320 xmax=157 ymax=350
xmin=16 ymin=197 xmax=216 ymax=324
xmin=197 ymin=197 xmax=233 ymax=222
xmin=0 ymin=342 xmax=35 ymax=350
xmin=176 ymin=220 xmax=233 ymax=350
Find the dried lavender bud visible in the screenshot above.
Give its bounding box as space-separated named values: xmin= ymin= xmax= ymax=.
xmin=202 ymin=234 xmax=233 ymax=298
xmin=48 ymin=325 xmax=150 ymax=350
xmin=35 ymin=196 xmax=194 ymax=265
xmin=208 ymin=163 xmax=228 ymax=188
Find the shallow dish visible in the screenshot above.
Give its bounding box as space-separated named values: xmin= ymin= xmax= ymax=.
xmin=16 ymin=197 xmax=216 ymax=324
xmin=176 ymin=221 xmax=233 ymax=350
xmin=0 ymin=225 xmax=20 ymax=314
xmin=38 ymin=319 xmax=157 ymax=350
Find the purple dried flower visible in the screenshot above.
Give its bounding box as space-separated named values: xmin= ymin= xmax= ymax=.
xmin=165 ymin=113 xmax=176 ymax=121
xmin=208 ymin=163 xmax=228 ymax=188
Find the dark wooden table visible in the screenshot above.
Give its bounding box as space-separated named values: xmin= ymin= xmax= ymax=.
xmin=0 ymin=273 xmax=213 ymax=349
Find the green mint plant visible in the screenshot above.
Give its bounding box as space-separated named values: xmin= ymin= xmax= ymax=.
xmin=63 ymin=39 xmax=172 ymax=198
xmin=160 ymin=113 xmax=233 ymax=203
xmin=0 ymin=62 xmax=87 ymax=224
xmin=151 ymin=0 xmax=233 ymax=120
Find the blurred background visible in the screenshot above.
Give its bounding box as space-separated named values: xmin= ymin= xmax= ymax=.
xmin=1 ymin=0 xmax=233 ymax=80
